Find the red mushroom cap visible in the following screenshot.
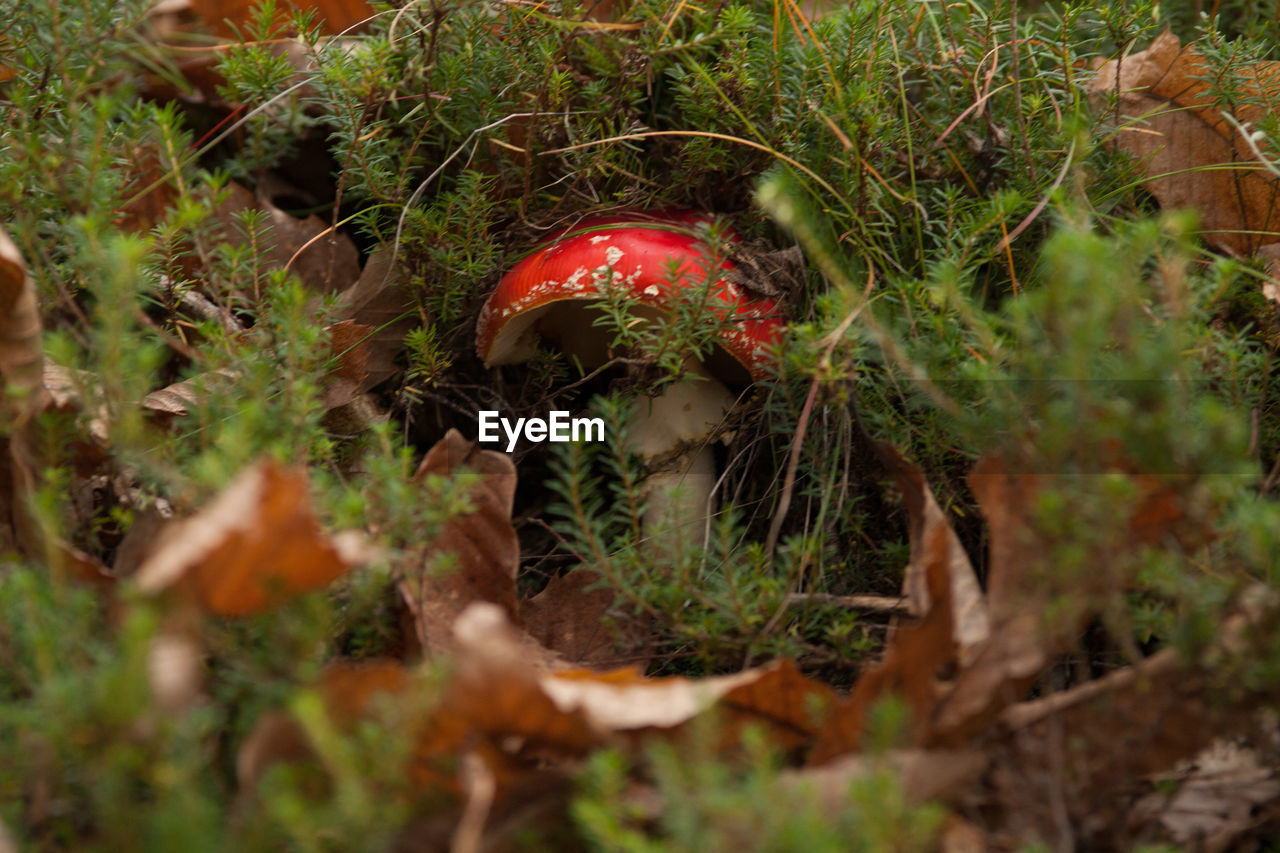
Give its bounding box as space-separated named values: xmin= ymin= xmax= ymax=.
xmin=475 ymin=212 xmax=784 ymax=382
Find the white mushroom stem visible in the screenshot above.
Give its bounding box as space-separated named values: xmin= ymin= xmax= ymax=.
xmin=626 ymin=360 xmax=737 ymax=550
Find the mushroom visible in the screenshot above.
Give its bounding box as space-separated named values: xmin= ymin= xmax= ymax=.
xmin=475 ymin=211 xmax=784 ymax=546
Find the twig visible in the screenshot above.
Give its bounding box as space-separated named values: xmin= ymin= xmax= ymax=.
xmin=998 ymin=648 xmax=1179 ymax=730
xmin=1259 ymin=445 xmax=1280 ymax=496
xmin=178 ymin=289 xmax=246 ymax=334
xmin=784 ymin=593 xmax=908 ymax=613
xmin=451 ymin=751 xmax=496 ymax=853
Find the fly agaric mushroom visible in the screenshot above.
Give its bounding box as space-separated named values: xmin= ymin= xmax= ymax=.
xmin=476 ymin=211 xmax=785 ymax=546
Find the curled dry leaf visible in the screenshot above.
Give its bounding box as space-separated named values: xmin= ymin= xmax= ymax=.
xmin=323 ymin=319 xmax=372 ymax=411
xmin=925 ymin=460 xmax=1050 ymax=745
xmin=398 ymin=430 xmax=529 ymax=658
xmin=811 ymin=443 xmax=976 ymax=761
xmin=0 ymin=228 xmax=110 ymax=582
xmin=398 ymin=432 xmax=645 ymax=669
xmin=0 ymin=226 xmax=43 ymax=417
xmin=541 ymin=657 xmax=834 ymax=748
xmin=442 ymin=604 xmax=833 ymax=778
xmin=333 ymin=247 xmax=421 ymax=392
xmin=37 ymin=365 xmax=111 ymax=479
xmin=0 ymin=225 xmax=43 ymax=557
xmin=412 ymin=604 xmax=602 ymax=791
xmin=893 ymin=449 xmax=989 ymax=664
xmin=134 ymin=459 xmax=371 ymax=616
xmin=1087 ymin=30 xmax=1280 ymax=255
xmin=142 ymin=368 xmax=240 ymax=419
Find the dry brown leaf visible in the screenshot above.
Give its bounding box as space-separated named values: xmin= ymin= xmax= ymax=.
xmin=961 ymin=588 xmax=1280 ymax=846
xmin=1129 ymin=740 xmax=1280 ymax=851
xmin=144 ymin=320 xmax=369 ymax=423
xmin=810 ymin=443 xmax=971 ymax=762
xmin=398 ymin=430 xmax=525 ymax=657
xmin=1088 ymin=30 xmax=1280 ymax=255
xmin=241 ymin=603 xmax=837 ymax=822
xmin=236 ymin=709 xmax=315 ymax=793
xmin=136 ymin=52 xmax=228 ymax=109
xmin=541 ymin=657 xmax=833 ymax=743
xmin=450 ymin=603 xmax=833 ymax=751
xmin=134 ymin=459 xmax=371 ymax=616
xmin=322 ymin=391 xmax=389 ymax=437
xmin=927 ymin=611 xmax=1046 ymax=748
xmin=142 ymin=368 xmax=240 ymax=419
xmin=237 ymin=659 xmax=412 ymax=791
xmin=0 ymin=45 xmax=15 ymax=86
xmin=115 ymin=142 xmax=181 ymax=233
xmin=713 ymin=657 xmax=838 ymax=752
xmin=412 ymin=604 xmax=602 ymax=790
xmin=143 ymin=321 xmax=369 ymax=421
xmin=323 ymin=319 xmax=372 ymax=411
xmin=784 ymin=749 xmax=988 ymax=814
xmin=939 ymin=814 xmax=991 ymax=853
xmin=894 ymin=449 xmax=989 ymax=664
xmin=327 ymin=319 xmax=371 ymax=387
xmin=214 ymin=182 xmax=360 ymax=295
xmin=0 ymin=228 xmax=111 ymax=583
xmin=36 ymin=365 xmax=111 ymax=480
xmin=0 ymin=226 xmax=44 ymax=416
xmin=0 ymin=227 xmax=44 ymax=557
xmin=115 ymin=174 xmax=360 ymax=295
xmin=923 ymin=461 xmax=1050 ymax=746
xmin=113 ymin=503 xmax=175 ymax=578
xmin=333 ymin=247 xmax=421 ymax=392
xmin=520 ymin=569 xmax=652 ymax=668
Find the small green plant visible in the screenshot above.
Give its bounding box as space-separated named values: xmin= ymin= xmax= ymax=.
xmin=574 ymin=721 xmax=944 ymax=852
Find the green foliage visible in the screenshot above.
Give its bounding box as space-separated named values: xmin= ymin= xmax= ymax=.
xmin=214 ymin=2 xmax=317 ymax=178
xmin=547 ymin=391 xmax=871 ymax=668
xmin=5 ymin=0 xmax=1280 ymax=848
xmin=573 ymin=726 xmax=943 ymax=852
